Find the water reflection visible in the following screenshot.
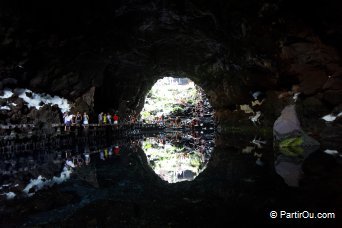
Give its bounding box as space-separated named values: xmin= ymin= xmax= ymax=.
xmin=274 ymin=146 xmax=319 ymax=187
xmin=240 ymin=136 xmax=268 ymax=167
xmin=0 ymin=149 xmax=66 ymax=200
xmin=141 ymin=132 xmax=215 ymax=183
xmin=22 ymin=167 xmax=72 ymax=197
xmin=2 ymin=133 xmax=323 ymax=199
xmin=0 ymin=141 xmax=126 ymax=201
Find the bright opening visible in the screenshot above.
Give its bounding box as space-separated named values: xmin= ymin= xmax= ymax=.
xmin=140 ymin=77 xmax=215 ymax=183
xmin=141 ymin=77 xmax=204 ymax=123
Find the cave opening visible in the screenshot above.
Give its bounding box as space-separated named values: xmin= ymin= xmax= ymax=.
xmin=140 ymin=77 xmax=216 ymax=183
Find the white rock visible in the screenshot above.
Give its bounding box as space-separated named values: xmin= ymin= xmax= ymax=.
xmin=322 ymin=114 xmax=336 ymax=122
xmin=324 ymin=149 xmax=339 ymax=155
xmin=251 ymin=137 xmax=267 ymax=149
xmin=249 ymin=111 xmax=261 ymax=125
xmin=18 ymin=88 xmax=70 ymax=113
xmin=0 ymin=106 xmax=11 ymax=110
xmin=321 ymin=112 xmax=342 ymax=122
xmin=293 ymin=92 xmax=301 ymax=102
xmin=66 ymin=160 xmax=75 ymax=168
xmin=5 ymin=192 xmax=16 ymax=200
xmin=0 ymin=89 xmax=13 ymax=99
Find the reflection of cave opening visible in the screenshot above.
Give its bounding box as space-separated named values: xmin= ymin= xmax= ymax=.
xmin=140 ymin=77 xmax=216 ymax=183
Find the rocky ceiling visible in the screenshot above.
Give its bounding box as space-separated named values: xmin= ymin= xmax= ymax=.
xmin=0 ymin=0 xmax=341 ymax=121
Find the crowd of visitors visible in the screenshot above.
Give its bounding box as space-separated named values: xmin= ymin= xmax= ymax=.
xmin=62 ymin=111 xmax=119 ymax=131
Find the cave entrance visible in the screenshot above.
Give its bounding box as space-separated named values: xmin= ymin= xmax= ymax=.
xmin=140 ymin=77 xmax=215 ymax=183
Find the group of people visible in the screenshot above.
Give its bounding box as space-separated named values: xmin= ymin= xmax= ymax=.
xmin=62 ymin=111 xmax=120 ymax=131
xmin=63 ymin=112 xmax=90 ymax=131
xmin=97 ymin=112 xmax=119 ymax=126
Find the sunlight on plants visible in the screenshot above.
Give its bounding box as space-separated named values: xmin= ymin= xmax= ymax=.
xmin=141 ymin=77 xmax=202 ymax=123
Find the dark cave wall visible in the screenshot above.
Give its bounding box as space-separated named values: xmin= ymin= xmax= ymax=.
xmin=0 ymin=0 xmax=341 ymax=125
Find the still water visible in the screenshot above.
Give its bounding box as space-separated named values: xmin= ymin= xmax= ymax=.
xmin=0 ymin=130 xmax=215 ymax=201
xmin=1 ymin=132 xmax=341 ymax=226
xmin=142 ymin=132 xmax=215 ymax=183
xmin=2 ymin=132 xmax=340 ymax=202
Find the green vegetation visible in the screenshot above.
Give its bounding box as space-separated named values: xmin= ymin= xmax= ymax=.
xmin=141 ymin=77 xmax=202 ymax=122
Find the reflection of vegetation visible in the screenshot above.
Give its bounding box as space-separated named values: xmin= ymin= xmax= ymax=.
xmin=142 ymin=137 xmax=207 ymax=183
xmin=279 ymin=146 xmax=304 ymax=157
xmin=190 ymin=153 xmax=201 ymax=167
xmin=279 ymin=137 xmax=303 ymax=148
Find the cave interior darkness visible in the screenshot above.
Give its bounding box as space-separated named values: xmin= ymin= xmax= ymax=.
xmin=1 ymin=0 xmax=341 ymax=121
xmin=0 ymin=0 xmax=342 ymax=227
